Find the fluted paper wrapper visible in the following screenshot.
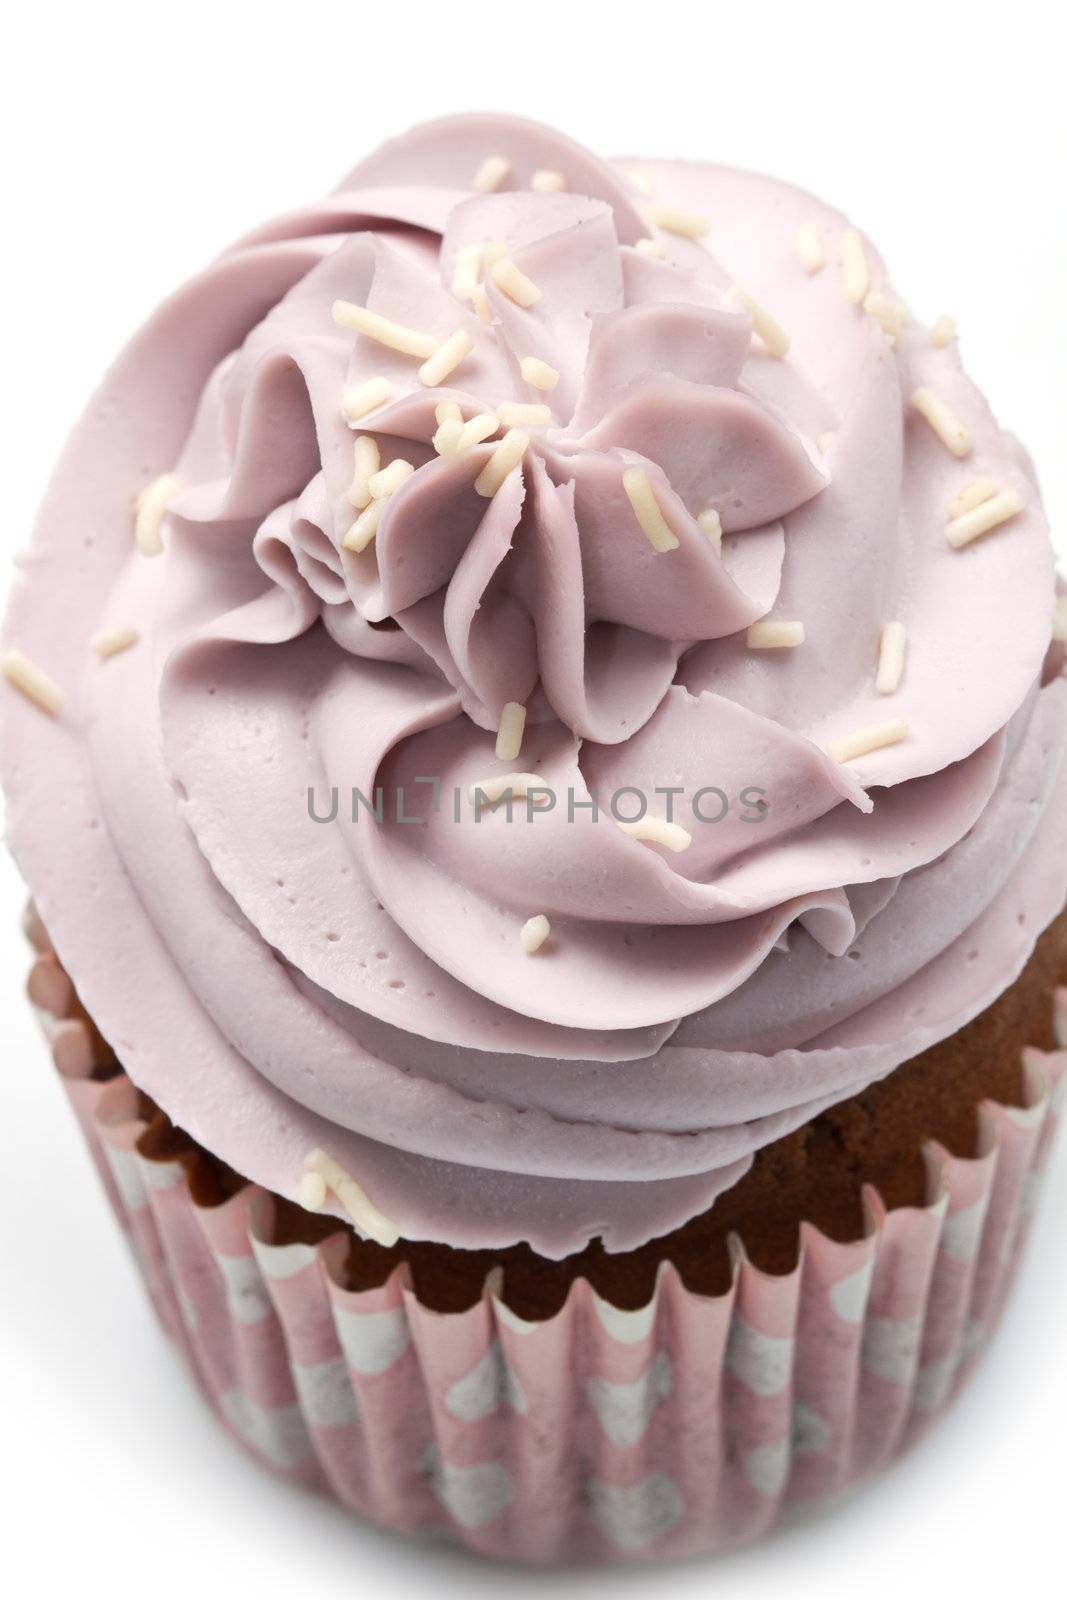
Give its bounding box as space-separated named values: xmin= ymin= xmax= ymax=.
xmin=28 ymin=923 xmax=1067 ymax=1564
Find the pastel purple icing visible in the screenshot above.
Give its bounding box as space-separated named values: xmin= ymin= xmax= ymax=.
xmin=2 ymin=113 xmax=1065 ymax=1256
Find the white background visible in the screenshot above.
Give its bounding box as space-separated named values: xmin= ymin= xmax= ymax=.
xmin=2 ymin=3 xmax=1065 ymax=1594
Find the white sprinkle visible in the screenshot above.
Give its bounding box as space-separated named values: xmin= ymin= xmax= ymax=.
xmin=948 ymin=476 xmax=997 ymax=518
xmin=474 ymin=155 xmax=511 ymax=193
xmin=1053 ymin=596 xmax=1067 ymax=642
xmin=418 ymin=328 xmax=474 ymax=388
xmin=841 ymin=229 xmax=870 ymax=304
xmin=433 ymin=400 xmax=464 ymax=456
xmin=628 ymin=168 xmax=656 ymax=197
xmin=475 ymin=429 xmax=529 ymax=497
xmin=482 ymin=241 xmax=509 ymax=267
xmin=369 ymin=458 xmax=414 ymax=499
xmin=698 ymin=508 xmax=723 ymax=552
xmin=433 ymin=419 xmax=464 ymax=455
xmin=796 ymin=223 xmax=825 ymax=273
xmin=622 ymin=467 xmax=680 ymax=553
xmin=817 ymin=430 xmax=836 ymax=454
xmin=472 ymin=284 xmax=492 ymax=325
xmin=134 ymin=472 xmax=180 ymax=557
xmin=341 ymin=376 xmax=393 ymax=423
xmin=634 ymin=237 xmax=666 ymax=259
xmin=747 ymin=620 xmax=805 ymax=649
xmin=3 ymin=649 xmax=64 ymax=715
xmin=347 ymin=435 xmax=380 ymax=509
xmin=863 ymin=289 xmax=908 ymax=342
xmin=490 ymin=257 xmax=542 ymax=308
xmin=451 ymin=244 xmax=482 ymax=301
xmin=531 ymin=169 xmax=566 ymax=192
xmin=616 ymin=816 xmax=693 ymax=853
xmin=520 ymin=355 xmax=559 ymax=390
xmin=876 ymin=622 xmax=907 ymax=694
xmin=298 ymin=1171 xmax=328 ymax=1210
xmin=911 ymin=387 xmax=972 ymax=458
xmin=827 ymin=719 xmax=908 ymax=764
xmin=342 ymin=499 xmax=385 ymax=554
xmin=456 ymin=411 xmax=500 ymax=451
xmin=332 ymin=300 xmax=438 ymax=360
xmin=91 ymin=625 xmax=140 ymax=660
xmin=946 ymin=488 xmax=1025 ymax=549
xmin=303 ymin=1149 xmax=400 ymax=1247
xmin=497 ymin=401 xmax=552 ymax=428
xmin=730 ymin=285 xmax=790 ymax=358
xmin=495 ymin=701 xmax=527 ymax=762
xmin=931 ymin=314 xmax=957 ymax=348
xmin=520 ymin=914 xmax=552 ymax=953
xmin=468 ymin=772 xmax=553 ymax=808
xmin=649 ymin=203 xmax=710 ymax=239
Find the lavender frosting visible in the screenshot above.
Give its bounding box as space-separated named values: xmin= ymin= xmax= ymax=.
xmin=3 ymin=113 xmax=1065 ymax=1255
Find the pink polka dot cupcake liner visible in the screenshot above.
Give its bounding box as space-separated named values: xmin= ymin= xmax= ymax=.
xmin=27 ymin=919 xmax=1067 ymax=1564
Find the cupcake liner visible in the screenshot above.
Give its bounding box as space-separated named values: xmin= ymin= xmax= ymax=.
xmin=26 ymin=926 xmax=1067 ymax=1565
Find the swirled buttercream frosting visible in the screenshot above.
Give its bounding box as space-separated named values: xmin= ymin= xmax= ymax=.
xmin=3 ymin=114 xmax=1065 ymax=1254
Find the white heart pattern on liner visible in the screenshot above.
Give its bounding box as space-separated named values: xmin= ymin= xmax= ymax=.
xmin=725 ymin=1315 xmax=794 ymax=1396
xmin=422 ymin=1445 xmax=513 ymax=1529
xmin=828 ymin=1260 xmax=874 ymax=1323
xmin=220 ymin=1388 xmax=314 ymax=1471
xmin=586 ymin=1351 xmax=673 ymax=1447
xmin=332 ymin=1303 xmax=411 ymax=1375
xmin=445 ymin=1339 xmax=528 ymax=1422
xmin=584 ymin=1473 xmax=684 ymax=1552
xmin=291 ymin=1355 xmax=361 ymax=1429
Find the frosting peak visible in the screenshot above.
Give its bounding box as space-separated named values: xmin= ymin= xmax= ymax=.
xmin=182 ymin=185 xmax=831 ymax=749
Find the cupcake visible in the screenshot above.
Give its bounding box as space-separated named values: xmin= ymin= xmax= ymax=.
xmin=3 ymin=112 xmax=1066 ymax=1564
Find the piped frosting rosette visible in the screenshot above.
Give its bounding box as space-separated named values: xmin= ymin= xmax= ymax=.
xmin=3 ymin=113 xmax=1064 ymax=1255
